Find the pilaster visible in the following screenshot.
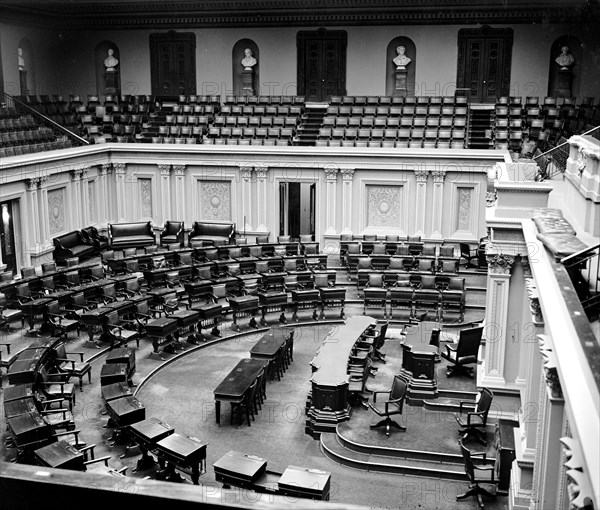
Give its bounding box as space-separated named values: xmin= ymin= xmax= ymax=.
xmin=98 ymin=163 xmax=110 ymax=225
xmin=430 ymin=168 xmax=446 ymax=239
xmin=158 ymin=164 xmax=172 ymax=224
xmin=239 ymin=164 xmax=254 ymax=233
xmin=79 ymin=167 xmax=90 ymax=226
xmin=324 ymin=166 xmax=338 ymax=235
xmin=255 ymin=164 xmax=269 ymax=233
xmin=25 ymin=178 xmax=40 ymax=250
xmin=172 ymin=165 xmax=186 ymax=224
xmin=340 ymin=168 xmax=354 ymax=235
xmin=37 ymin=176 xmax=50 ymax=248
xmin=114 ymin=162 xmax=127 ymax=222
xmin=70 ymin=169 xmax=83 ymax=228
xmin=480 ymin=252 xmax=515 ymax=387
xmin=531 ymin=334 xmax=565 ymax=510
xmin=414 ymin=169 xmax=429 ymax=236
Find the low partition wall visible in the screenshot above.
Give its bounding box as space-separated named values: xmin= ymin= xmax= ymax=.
xmin=0 ymin=143 xmax=505 ymax=269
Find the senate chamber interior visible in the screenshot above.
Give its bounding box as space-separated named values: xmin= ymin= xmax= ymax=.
xmin=0 ymin=1 xmax=599 ymax=509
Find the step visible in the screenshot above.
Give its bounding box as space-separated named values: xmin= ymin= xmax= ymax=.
xmin=320 ymin=432 xmax=468 ymax=480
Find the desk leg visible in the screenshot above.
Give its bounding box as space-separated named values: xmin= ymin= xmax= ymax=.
xmin=191 ymin=463 xmax=200 ymax=485
xmin=211 ymin=318 xmax=220 ymax=337
xmin=83 ymin=324 xmax=101 ymax=349
xmin=25 ymin=310 xmax=42 ymax=337
xmin=132 ymin=443 xmax=155 ymax=471
xmin=292 ymin=304 xmax=299 ymax=322
xmin=260 ymin=307 xmax=268 ymax=327
xmin=215 ymin=401 xmax=221 ymax=426
xmin=319 ymin=303 xmax=326 ymax=321
xmin=312 ymin=304 xmax=319 ymax=321
xmin=231 ymin=312 xmax=240 ymax=332
xmin=248 ymin=312 xmax=258 ymax=329
xmin=279 ymin=308 xmax=287 ymax=324
xmin=340 ymin=302 xmax=345 ymax=319
xmin=148 ymin=336 xmax=166 ymax=361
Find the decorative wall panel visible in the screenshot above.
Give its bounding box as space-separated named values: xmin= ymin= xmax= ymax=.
xmin=456 ymin=187 xmax=473 ymax=231
xmin=88 ymin=180 xmax=97 ymax=224
xmin=366 ymin=184 xmax=402 ymax=228
xmin=47 ymin=187 xmax=66 ymax=235
xmin=199 ymin=180 xmax=231 ymax=220
xmin=138 ymin=178 xmax=153 ymax=218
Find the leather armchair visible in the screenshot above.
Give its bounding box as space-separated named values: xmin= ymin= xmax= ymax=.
xmin=160 ymin=220 xmax=184 ymax=247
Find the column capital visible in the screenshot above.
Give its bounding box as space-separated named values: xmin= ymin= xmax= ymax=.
xmin=70 ymin=169 xmax=83 ymax=182
xmin=414 ymin=169 xmax=429 ymax=182
xmin=486 ymin=253 xmax=515 ymax=274
xmin=537 ymin=334 xmax=563 ymax=400
xmin=100 ymin=163 xmax=112 ymax=175
xmin=172 ymin=164 xmax=186 ymax=176
xmin=27 ymin=177 xmax=40 ymax=190
xmin=113 ymin=162 xmax=127 ymax=174
xmin=324 ymin=167 xmax=339 ymax=181
xmin=340 ymin=168 xmax=354 ymax=180
xmin=38 ymin=176 xmax=49 ymax=187
xmin=255 ymin=165 xmax=269 ymax=181
xmin=79 ymin=167 xmax=90 ymax=180
xmin=431 ymin=169 xmax=446 ymax=183
xmin=520 ymin=254 xmax=532 ymax=277
xmin=239 ymin=164 xmax=253 ymax=181
xmin=158 ymin=164 xmax=171 ymax=176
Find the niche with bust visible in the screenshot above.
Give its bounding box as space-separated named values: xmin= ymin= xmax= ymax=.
xmin=232 ymin=39 xmax=259 ymax=96
xmin=385 ymin=37 xmax=416 ymax=97
xmin=95 ymin=41 xmax=121 ymax=96
xmin=547 ymin=36 xmax=582 ymax=98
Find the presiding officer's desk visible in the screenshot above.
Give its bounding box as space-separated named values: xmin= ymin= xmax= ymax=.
xmin=306 ymin=315 xmax=376 ymax=438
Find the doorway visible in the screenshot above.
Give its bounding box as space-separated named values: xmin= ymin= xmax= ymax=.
xmin=0 ymin=200 xmax=17 ymax=274
xmin=279 ymin=182 xmax=315 ymax=240
xmin=457 ymin=26 xmax=513 ymax=103
xmin=149 ymin=31 xmax=196 ymax=99
xmin=297 ymin=29 xmax=347 ymax=102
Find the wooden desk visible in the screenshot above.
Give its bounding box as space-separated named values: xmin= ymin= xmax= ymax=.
xmin=128 ymin=417 xmax=175 ymax=471
xmin=189 ymin=302 xmax=222 ymax=340
xmin=278 ymin=465 xmax=331 ymax=500
xmin=170 ymin=309 xmax=200 ymax=345
xmin=399 ymin=328 xmax=438 ymax=403
xmin=155 ymin=433 xmax=207 ymax=485
xmin=3 ymin=384 xmax=34 ymax=403
xmin=106 ymin=346 xmax=136 ymax=382
xmin=146 ymin=317 xmax=179 ymax=360
xmin=258 ymin=291 xmax=288 ymax=326
xmin=6 ymin=411 xmax=52 ymax=457
xmin=4 ymin=397 xmax=37 ymax=419
xmin=291 ymin=289 xmax=320 ymax=321
xmin=306 ymin=316 xmax=376 ymax=438
xmin=250 ymin=329 xmax=291 ymax=379
xmin=229 ymin=295 xmax=259 ymax=331
xmin=80 ymin=306 xmax=113 ymax=347
xmin=213 ymin=358 xmax=268 ymax=425
xmin=100 ymin=363 xmax=129 ymax=386
xmin=213 ymin=450 xmax=267 ymax=487
xmin=101 ymin=382 xmax=133 ymax=403
xmin=21 ymin=297 xmax=55 ymax=336
xmin=34 ymin=440 xmax=84 ymax=471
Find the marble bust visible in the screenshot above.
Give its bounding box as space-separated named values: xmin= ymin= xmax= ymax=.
xmin=555 ymin=46 xmax=575 ymax=69
xmin=393 ymin=45 xmax=411 ymax=69
xmin=104 ymin=48 xmax=119 ymax=72
xmin=17 ymin=47 xmax=25 ymax=71
xmin=241 ymin=48 xmax=257 ymax=70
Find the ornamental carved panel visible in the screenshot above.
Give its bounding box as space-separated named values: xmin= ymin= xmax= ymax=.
xmin=199 ymin=180 xmax=231 ymax=221
xmin=138 ymin=178 xmax=153 ymax=218
xmin=48 ymin=187 xmax=66 ymax=235
xmin=88 ymin=180 xmax=97 ymax=224
xmin=366 ymin=185 xmax=402 ymax=228
xmin=456 ymin=187 xmax=473 ymax=231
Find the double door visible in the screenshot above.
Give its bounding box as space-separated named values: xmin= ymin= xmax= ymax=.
xmin=297 ymin=30 xmax=347 ymax=102
xmin=150 ymin=32 xmax=196 ymax=98
xmin=457 ymin=27 xmax=513 ymax=103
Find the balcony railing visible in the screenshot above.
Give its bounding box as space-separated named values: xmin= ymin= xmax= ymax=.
xmin=561 ymin=242 xmax=600 ymax=322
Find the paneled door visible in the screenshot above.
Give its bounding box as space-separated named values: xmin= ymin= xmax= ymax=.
xmin=150 ymin=31 xmax=196 ymax=98
xmin=457 ymin=27 xmax=513 ymax=103
xmin=297 ymin=29 xmax=347 ymax=102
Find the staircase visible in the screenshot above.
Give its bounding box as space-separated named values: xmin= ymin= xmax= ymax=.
xmin=467 ymin=105 xmax=495 ymax=149
xmin=293 ymin=103 xmax=327 ymax=146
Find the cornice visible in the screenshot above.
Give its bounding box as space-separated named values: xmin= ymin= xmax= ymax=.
xmin=0 ymin=1 xmax=592 ymax=29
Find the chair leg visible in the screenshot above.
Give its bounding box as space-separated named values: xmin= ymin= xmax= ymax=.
xmin=370 ymin=417 xmax=406 ymax=436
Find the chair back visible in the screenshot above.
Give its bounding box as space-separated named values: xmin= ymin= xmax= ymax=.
xmin=457 ymin=326 xmax=484 ymax=358
xmin=368 ymin=274 xmax=384 ymax=288
xmin=16 ymin=284 xmax=31 ymax=299
xmin=388 ymin=376 xmax=408 ymax=414
xmin=249 ymin=245 xmax=262 ymax=257
xmin=314 ymin=274 xmax=329 ymax=288
xmin=255 ymin=261 xmax=269 ymax=273
xmin=72 ymin=293 xmax=86 ymax=307
xmin=375 ymin=322 xmax=388 ymax=349
xmin=41 ymin=276 xmax=55 ymax=292
xmin=106 ymin=311 xmax=120 ymax=327
xmin=178 ymin=252 xmax=192 ymax=265
xmin=227 ymin=264 xmax=241 ymax=277
xmin=165 ymin=221 xmax=183 ymax=235
xmin=299 ymin=234 xmax=313 ymax=243
xmin=53 ymin=342 xmax=67 ymax=361
xmin=229 ymin=247 xmax=242 ymax=258
xmin=476 ymin=388 xmax=494 ymax=419
xmin=256 ymin=235 xmax=269 ymax=244
xmin=125 ymin=260 xmax=139 ymax=273
xmin=103 ymin=284 xmax=117 ymax=300
xmin=357 ymin=257 xmax=372 ymax=270
xmin=21 ymin=266 xmax=36 ymax=278
xmin=42 ymin=262 xmax=57 ymax=274
xmin=47 ymin=301 xmax=60 ymax=315
xmin=136 ymin=301 xmax=149 ymax=316
xmin=459 ymin=440 xmax=476 ymax=482
xmin=90 ymin=266 xmax=106 ymax=279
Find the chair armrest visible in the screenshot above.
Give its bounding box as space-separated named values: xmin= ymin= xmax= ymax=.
xmin=80 ymin=443 xmax=97 ymax=460
xmin=40 ymin=408 xmax=70 ymax=417
xmin=66 ymin=351 xmax=85 ymax=362
xmin=372 ymin=389 xmax=391 ymax=403
xmin=84 ymin=455 xmax=112 ymax=467
xmin=53 ymin=429 xmax=82 ymax=447
xmin=0 ymin=342 xmax=11 ymax=354
xmin=469 ymin=450 xmax=487 ymax=461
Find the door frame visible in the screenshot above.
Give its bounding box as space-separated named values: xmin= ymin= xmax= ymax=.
xmin=149 ymin=31 xmax=196 ymax=98
xmin=456 ymin=26 xmax=513 ymax=102
xmin=297 ymin=28 xmax=347 ymax=101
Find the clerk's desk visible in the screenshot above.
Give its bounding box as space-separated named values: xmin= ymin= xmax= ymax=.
xmin=305 ymin=316 xmax=376 ymax=438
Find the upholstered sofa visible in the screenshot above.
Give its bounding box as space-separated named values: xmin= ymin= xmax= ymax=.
xmin=108 ymin=221 xmax=156 ymax=249
xmin=188 ymin=221 xmax=235 ymax=246
xmin=53 ymin=231 xmax=96 ymax=263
